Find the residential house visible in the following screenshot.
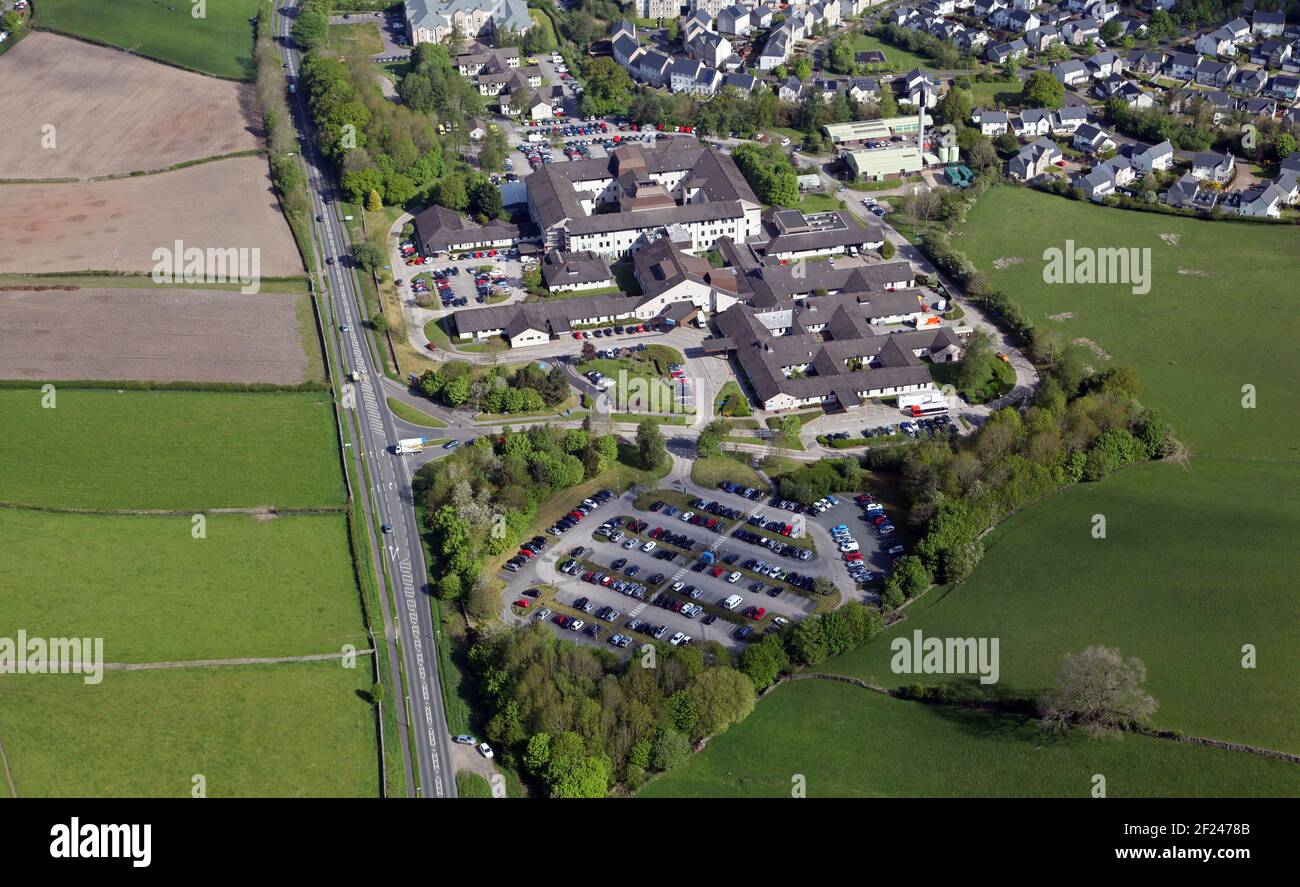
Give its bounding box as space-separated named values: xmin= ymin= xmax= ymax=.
xmin=1025 ymin=26 xmax=1062 ymax=52
xmin=1195 ymin=27 xmax=1237 ymax=58
xmin=1052 ymin=105 xmax=1089 ymax=133
xmin=403 ymin=0 xmax=532 ymax=45
xmin=986 ymin=39 xmax=1029 ymax=64
xmin=1166 ymin=51 xmax=1198 ymax=80
xmin=1268 ymin=74 xmax=1300 ymax=102
xmin=1124 ymin=139 xmax=1173 ymax=174
xmin=1062 ymin=17 xmax=1100 ymax=45
xmin=1126 ymin=49 xmax=1165 ymax=74
xmin=1191 ymin=150 xmax=1235 ymax=183
xmin=1073 ymin=122 xmax=1116 ymax=155
xmin=1164 ymin=173 xmax=1203 ymax=208
xmin=1232 ymin=68 xmax=1267 ymax=95
xmin=1087 ymin=51 xmax=1124 ymax=79
xmin=716 ymin=4 xmax=751 ymax=36
xmin=1007 ymin=9 xmax=1040 ymax=32
xmin=1195 ymin=58 xmax=1236 ymax=88
xmin=1053 ymin=59 xmax=1090 ymax=87
xmin=973 ymin=108 xmax=1011 ymax=136
xmin=1223 ymin=183 xmax=1284 ymax=218
xmin=1252 ymin=10 xmax=1286 ymax=39
xmin=1014 ymin=107 xmax=1054 ymax=138
xmin=1008 ymin=137 xmax=1062 ymax=180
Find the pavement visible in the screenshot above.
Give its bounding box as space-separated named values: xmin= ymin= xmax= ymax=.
xmin=278 ymin=1 xmax=455 ymax=799
xmin=500 ymin=447 xmax=907 ymax=647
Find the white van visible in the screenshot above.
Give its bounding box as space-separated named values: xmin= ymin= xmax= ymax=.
xmin=721 ymin=594 xmax=743 ymax=610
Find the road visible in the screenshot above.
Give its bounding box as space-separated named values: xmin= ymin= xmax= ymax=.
xmin=276 ymin=2 xmax=457 ymax=799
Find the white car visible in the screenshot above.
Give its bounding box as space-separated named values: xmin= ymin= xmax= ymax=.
xmin=669 ymin=632 xmax=692 ymax=646
xmin=671 ymin=581 xmax=685 ymax=591
xmin=680 ymin=511 xmax=694 ymax=522
xmin=568 ymin=619 xmax=585 ymax=632
xmin=773 ymin=617 xmax=790 ymax=628
xmin=478 ymin=742 xmax=494 ymax=759
xmin=727 ymin=571 xmax=742 ymax=584
xmin=642 ymin=540 xmax=656 ymax=553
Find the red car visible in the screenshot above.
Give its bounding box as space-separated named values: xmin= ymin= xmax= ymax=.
xmin=572 ymin=332 xmax=583 ymax=339
xmin=518 ymin=549 xmax=534 ymax=559
xmin=711 ymin=566 xmax=724 ymax=577
xmin=751 ymin=607 xmax=766 ymax=620
xmin=872 ymin=514 xmax=888 ymax=525
xmin=513 ymin=599 xmax=530 ymax=608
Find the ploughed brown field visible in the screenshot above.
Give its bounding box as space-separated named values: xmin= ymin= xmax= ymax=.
xmin=0 ymin=33 xmax=262 ymax=181
xmin=0 ymin=284 xmax=313 ymax=384
xmin=0 ymin=156 xmax=303 ymax=276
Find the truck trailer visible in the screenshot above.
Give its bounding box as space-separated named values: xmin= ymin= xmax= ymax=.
xmin=394 ymin=438 xmax=424 ymax=455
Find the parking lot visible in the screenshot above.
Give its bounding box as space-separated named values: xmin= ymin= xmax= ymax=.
xmin=502 ymin=467 xmax=915 ymax=650
xmin=396 ymin=247 xmax=527 ymax=328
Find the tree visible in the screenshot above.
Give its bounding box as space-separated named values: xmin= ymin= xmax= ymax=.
xmin=1022 ymin=69 xmax=1065 ymax=109
xmin=579 ymin=56 xmax=635 ymax=117
xmin=370 ymin=682 xmax=385 ymax=706
xmin=433 ymin=175 xmax=468 ymax=212
xmin=938 ymin=87 xmax=973 ymax=125
xmin=1274 ymin=132 xmax=1296 ymax=163
xmin=965 ymin=136 xmax=998 ymax=172
xmin=793 ymin=57 xmax=813 ymax=81
xmin=774 ymin=415 xmax=801 ymax=449
xmin=683 ymin=667 xmax=756 ymax=740
xmin=467 ymin=176 xmax=504 ymax=222
xmin=880 ymin=240 xmax=896 ymax=260
xmin=1038 ymin=646 xmax=1158 ymax=736
xmin=353 ymin=241 xmax=384 ymax=273
xmin=650 ymin=728 xmax=691 ymax=771
xmin=635 ymin=419 xmax=667 ymax=471
xmin=365 ymin=189 xmax=383 ymax=212
xmin=291 ymin=9 xmax=328 ymax=51
xmin=954 ymin=328 xmax=995 ymax=394
xmin=738 ymin=635 xmax=789 ymax=690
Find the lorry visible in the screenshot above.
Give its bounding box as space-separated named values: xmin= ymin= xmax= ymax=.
xmin=699 ymin=551 xmax=716 ymax=566
xmin=394 ymin=438 xmax=425 ymax=455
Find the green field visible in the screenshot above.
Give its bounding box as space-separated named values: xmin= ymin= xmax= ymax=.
xmin=326 ymin=21 xmax=382 ymax=59
xmin=36 ymin=0 xmax=262 ymax=80
xmin=690 ymin=453 xmax=769 ymax=493
xmin=0 ymin=663 xmax=380 ymax=797
xmin=0 ymin=389 xmax=346 ymax=511
xmin=816 ymin=191 xmax=1300 ymax=754
xmin=958 ymin=188 xmax=1300 ymax=460
xmin=386 ymin=396 xmax=448 ymax=428
xmin=851 ymin=33 xmax=933 ymax=71
xmin=641 ymin=680 xmax=1300 ymax=798
xmin=0 ymin=509 xmax=366 ymax=663
xmin=823 ymin=460 xmax=1300 ymax=752
xmin=967 ymin=79 xmax=1023 ymax=108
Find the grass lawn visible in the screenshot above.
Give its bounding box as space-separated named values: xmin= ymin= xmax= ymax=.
xmin=799 ymin=188 xmax=1300 ymax=756
xmin=959 ymin=188 xmax=1300 ymax=460
xmin=641 ymin=680 xmax=1300 ymax=797
xmin=0 ymin=662 xmax=380 ymax=797
xmin=714 ymin=380 xmax=752 ymax=417
xmin=326 ymin=21 xmax=382 ymax=59
xmin=610 ymin=261 xmax=643 ymax=296
xmin=456 ymin=771 xmax=493 ymax=797
xmin=0 ymin=389 xmax=345 ymax=511
xmin=36 ymin=0 xmax=262 ymax=80
xmin=966 ymin=78 xmax=1024 ymax=108
xmin=851 ymin=33 xmax=933 ymax=71
xmin=0 ymin=510 xmax=367 ymax=663
xmin=929 ymin=352 xmax=1015 ymax=404
xmin=579 ymin=344 xmax=687 ymax=415
xmin=690 ymin=453 xmax=770 ymax=494
xmin=797 ymin=193 xmax=846 ymax=214
xmin=386 ymin=396 xmax=448 ymax=428
xmin=823 ymin=459 xmax=1300 ymax=753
